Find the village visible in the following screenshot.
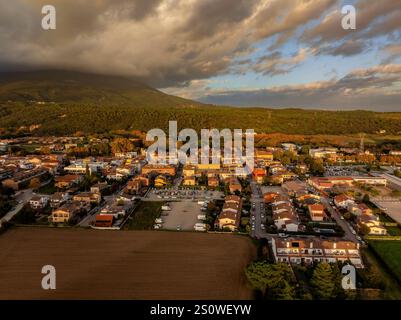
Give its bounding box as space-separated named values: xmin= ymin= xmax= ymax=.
xmin=1 ymin=135 xmax=401 ymax=275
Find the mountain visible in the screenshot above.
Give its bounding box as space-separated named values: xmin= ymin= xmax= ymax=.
xmin=0 ymin=70 xmax=401 ymax=137
xmin=0 ymin=70 xmax=198 ymax=107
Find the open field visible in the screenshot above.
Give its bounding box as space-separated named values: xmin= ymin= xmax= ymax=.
xmin=0 ymin=228 xmax=255 ymax=299
xmin=369 ymin=241 xmax=401 ymax=283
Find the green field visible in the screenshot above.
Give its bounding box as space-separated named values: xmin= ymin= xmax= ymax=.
xmin=125 ymin=201 xmax=164 ymax=230
xmin=369 ymin=241 xmax=401 ymax=283
xmin=386 ymin=227 xmax=401 ymax=236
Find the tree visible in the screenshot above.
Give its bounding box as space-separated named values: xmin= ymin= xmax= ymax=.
xmin=362 ymin=194 xmax=370 ymax=204
xmin=309 ymin=159 xmax=325 ymax=176
xmin=110 ymin=137 xmax=133 ymax=154
xmin=310 ymin=262 xmax=336 ymax=300
xmin=13 ymin=205 xmax=36 ymax=224
xmin=272 ymin=280 xmax=295 ymax=300
xmin=331 ymin=263 xmax=345 ymax=299
xmin=245 ymin=262 xmax=294 ymax=299
xmin=29 ymin=177 xmax=41 ymax=189
xmin=359 ymin=224 xmax=371 ymax=235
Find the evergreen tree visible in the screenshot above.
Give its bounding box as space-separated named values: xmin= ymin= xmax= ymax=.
xmin=310 ymin=262 xmax=336 ymax=300
xmin=331 ymin=262 xmax=345 ymax=299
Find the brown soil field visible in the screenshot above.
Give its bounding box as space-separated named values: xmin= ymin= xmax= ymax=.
xmin=0 ymin=228 xmax=256 ymax=300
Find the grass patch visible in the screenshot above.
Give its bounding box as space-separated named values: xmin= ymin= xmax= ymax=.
xmin=125 ymin=201 xmax=164 ymax=230
xmin=369 ymin=241 xmax=401 ymax=284
xmin=386 ymin=227 xmax=401 ymax=236
xmin=361 ymin=247 xmax=401 ymax=300
xmin=378 ymin=214 xmax=395 ymax=223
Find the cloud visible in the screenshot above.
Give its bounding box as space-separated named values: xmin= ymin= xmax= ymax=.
xmin=0 ymin=0 xmax=400 ymax=93
xmin=302 ymin=0 xmax=401 ymax=56
xmin=0 ymin=0 xmax=338 ymax=87
xmin=193 ymin=63 xmax=401 ymax=111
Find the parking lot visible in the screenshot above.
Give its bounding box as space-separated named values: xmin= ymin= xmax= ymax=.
xmin=324 ymin=165 xmax=362 ymax=176
xmin=161 ymin=201 xmax=205 ymax=231
xmin=145 ymin=187 xmax=224 ymax=201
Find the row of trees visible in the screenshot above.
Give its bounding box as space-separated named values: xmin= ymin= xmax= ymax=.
xmin=245 ymin=261 xmax=359 ymax=300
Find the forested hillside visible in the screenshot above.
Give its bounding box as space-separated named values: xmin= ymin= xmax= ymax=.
xmin=0 ymin=71 xmax=401 ymax=136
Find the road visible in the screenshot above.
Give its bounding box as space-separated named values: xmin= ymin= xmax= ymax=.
xmin=249 ymin=179 xmax=271 ymax=239
xmin=380 ymin=172 xmax=401 ymax=191
xmin=0 ymin=189 xmax=34 ymax=227
xmin=320 ymin=197 xmax=358 ymax=242
xmin=77 ymin=204 xmax=104 ymax=227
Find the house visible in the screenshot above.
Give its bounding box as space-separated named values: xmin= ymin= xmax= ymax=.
xmin=271 ymin=195 xmax=298 ymax=232
xmin=154 ymin=175 xmax=168 ymax=188
xmin=353 ymin=176 xmax=387 ymax=186
xmin=349 ymin=203 xmax=373 ymax=216
xmin=208 ymin=176 xmax=219 ymax=188
xmin=183 ymin=176 xmax=196 ymax=186
xmin=255 ymin=150 xmax=274 ymax=162
xmin=228 ymin=177 xmax=242 ymax=193
xmin=282 ymin=180 xmax=308 ymax=197
xmin=307 ymin=204 xmax=325 ymax=221
xmin=73 ymin=192 xmax=101 ymax=205
xmin=64 ymin=161 xmax=106 ymax=175
xmin=142 ymin=164 xmax=176 ymax=177
xmin=264 ymin=192 xmax=280 ymax=204
xmin=50 ymin=192 xmax=70 ymax=208
xmin=357 ymin=214 xmax=387 ymax=235
xmin=334 ymin=194 xmax=355 ymax=209
xmin=90 ymin=182 xmax=109 ymax=194
xmin=217 ymin=195 xmax=242 ymax=231
xmin=94 ymin=214 xmax=114 ymax=228
xmin=51 ymin=202 xmax=88 ymax=223
xmin=309 ymin=148 xmax=338 ymax=159
xmin=269 ymin=164 xmax=286 ymax=175
xmin=183 ymin=165 xmax=196 ymax=177
xmin=309 ymin=176 xmax=354 ymax=190
xmin=29 ymin=195 xmax=49 ymax=210
xmin=1 ymin=168 xmax=47 ymax=190
xmin=99 ymin=202 xmax=132 ymax=218
xmin=252 ymin=167 xmax=267 ymax=184
xmin=272 ymin=237 xmax=363 ymax=268
xmin=126 ymin=175 xmax=149 ymax=194
xmin=54 ymin=174 xmax=83 ymax=189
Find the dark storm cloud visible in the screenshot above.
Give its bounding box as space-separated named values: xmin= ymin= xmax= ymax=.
xmin=0 ymin=0 xmax=400 ymax=95
xmin=0 ymin=0 xmax=341 ymax=87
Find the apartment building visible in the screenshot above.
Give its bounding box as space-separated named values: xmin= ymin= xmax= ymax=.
xmin=272 ymin=237 xmax=363 ymax=268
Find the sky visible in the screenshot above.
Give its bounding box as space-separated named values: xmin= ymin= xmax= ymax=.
xmin=0 ymin=0 xmax=400 ymax=111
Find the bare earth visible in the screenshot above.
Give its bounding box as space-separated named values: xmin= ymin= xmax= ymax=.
xmin=0 ymin=228 xmax=255 ymax=300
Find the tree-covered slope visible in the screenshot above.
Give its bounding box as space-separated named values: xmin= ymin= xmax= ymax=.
xmin=0 ymin=70 xmax=401 ymax=136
